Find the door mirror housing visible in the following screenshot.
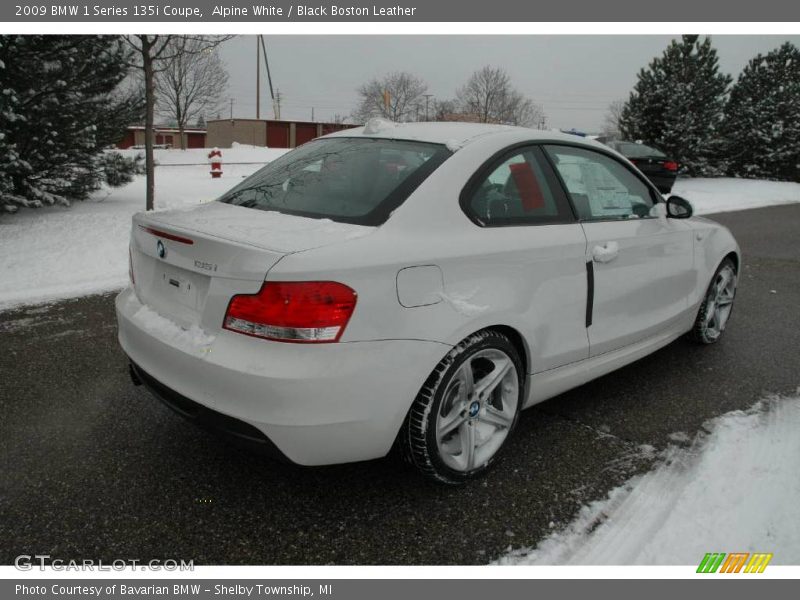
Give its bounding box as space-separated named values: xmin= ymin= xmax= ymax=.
xmin=666 ymin=195 xmax=693 ymax=219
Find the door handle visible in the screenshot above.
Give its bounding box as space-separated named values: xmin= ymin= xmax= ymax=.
xmin=592 ymin=241 xmax=619 ymax=263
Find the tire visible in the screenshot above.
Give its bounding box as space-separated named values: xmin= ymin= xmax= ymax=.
xmin=689 ymin=257 xmax=737 ymax=345
xmin=400 ymin=329 xmax=524 ymax=485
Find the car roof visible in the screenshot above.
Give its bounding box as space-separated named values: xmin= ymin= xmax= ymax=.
xmin=324 ymin=119 xmax=603 ymax=152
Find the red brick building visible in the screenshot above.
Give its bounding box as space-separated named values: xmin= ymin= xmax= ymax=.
xmin=205 ymin=119 xmax=356 ymax=149
xmin=116 ymin=126 xmax=207 ymax=149
xmin=117 ymin=119 xmax=356 ymax=150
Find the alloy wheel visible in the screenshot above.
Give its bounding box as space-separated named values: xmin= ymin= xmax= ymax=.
xmin=702 ymin=264 xmax=737 ymax=341
xmin=435 ymin=348 xmax=519 ymax=472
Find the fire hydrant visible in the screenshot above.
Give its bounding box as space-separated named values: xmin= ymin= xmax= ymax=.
xmin=208 ymin=148 xmax=223 ymax=178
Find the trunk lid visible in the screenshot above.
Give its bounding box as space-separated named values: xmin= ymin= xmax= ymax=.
xmin=129 ymin=202 xmax=374 ymax=331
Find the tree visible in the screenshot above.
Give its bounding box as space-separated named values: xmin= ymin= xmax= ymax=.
xmin=618 ymin=35 xmax=732 ymax=176
xmin=124 ymin=35 xmax=231 ymax=211
xmin=721 ymin=42 xmax=800 ymax=181
xmin=602 ymin=99 xmax=626 ymax=137
xmin=455 ymin=66 xmax=542 ymax=127
xmin=353 ymin=71 xmax=428 ymax=123
xmin=433 ymin=98 xmax=458 ymax=121
xmin=0 ymin=35 xmax=143 ymax=214
xmin=156 ymin=38 xmax=228 ymax=150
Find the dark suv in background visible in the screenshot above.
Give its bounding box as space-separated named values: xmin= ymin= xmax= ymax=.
xmin=604 ymin=140 xmax=678 ymax=193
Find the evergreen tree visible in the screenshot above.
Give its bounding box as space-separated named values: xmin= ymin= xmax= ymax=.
xmin=0 ymin=35 xmax=143 ymax=213
xmin=619 ymin=35 xmax=732 ymax=176
xmin=722 ymin=42 xmax=800 ymax=181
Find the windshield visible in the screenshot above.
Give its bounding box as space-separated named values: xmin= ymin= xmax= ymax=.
xmin=610 ymin=142 xmax=666 ymax=159
xmin=218 ymin=137 xmax=451 ymax=226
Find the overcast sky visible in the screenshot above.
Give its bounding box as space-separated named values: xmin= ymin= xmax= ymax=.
xmin=218 ymin=35 xmax=800 ymax=132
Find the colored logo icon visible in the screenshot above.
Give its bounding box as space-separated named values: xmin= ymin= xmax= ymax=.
xmin=697 ymin=552 xmax=773 ymax=573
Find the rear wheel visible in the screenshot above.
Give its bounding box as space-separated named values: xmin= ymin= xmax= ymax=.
xmin=401 ymin=330 xmax=524 ymax=484
xmin=689 ymin=258 xmax=737 ymax=344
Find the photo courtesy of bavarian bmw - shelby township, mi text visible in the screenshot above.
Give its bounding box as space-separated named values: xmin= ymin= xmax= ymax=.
xmin=1 ymin=0 xmax=799 ymax=596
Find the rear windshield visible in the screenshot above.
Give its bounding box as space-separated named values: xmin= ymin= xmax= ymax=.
xmin=610 ymin=142 xmax=666 ymax=159
xmin=218 ymin=137 xmax=451 ymax=226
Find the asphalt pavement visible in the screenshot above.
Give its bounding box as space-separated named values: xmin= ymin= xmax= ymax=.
xmin=1 ymin=204 xmax=798 ymax=565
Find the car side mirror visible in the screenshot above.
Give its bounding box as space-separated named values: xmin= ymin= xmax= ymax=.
xmin=666 ymin=195 xmax=693 ymax=219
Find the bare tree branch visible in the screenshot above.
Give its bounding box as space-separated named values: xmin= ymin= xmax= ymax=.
xmin=122 ymin=34 xmax=233 ymax=210
xmin=353 ymin=72 xmax=428 ymax=123
xmin=455 ymin=66 xmax=543 ymax=127
xmin=602 ymin=99 xmax=626 ymax=137
xmin=156 ymin=38 xmax=229 ymax=149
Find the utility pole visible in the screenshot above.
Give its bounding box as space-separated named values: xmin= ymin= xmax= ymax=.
xmin=423 ymin=94 xmax=433 ymax=121
xmin=256 ymin=37 xmax=260 ymax=119
xmin=311 ymin=107 xmax=315 ymax=121
xmin=259 ymin=36 xmax=278 ymax=119
xmin=274 ymin=89 xmax=282 ymax=120
xmin=230 ymin=98 xmax=235 ymax=120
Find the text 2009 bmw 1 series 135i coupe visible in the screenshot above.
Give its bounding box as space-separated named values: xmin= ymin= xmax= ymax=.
xmin=116 ymin=120 xmax=739 ymax=484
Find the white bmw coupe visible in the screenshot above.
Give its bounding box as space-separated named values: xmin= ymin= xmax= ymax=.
xmin=117 ymin=120 xmax=739 ymax=483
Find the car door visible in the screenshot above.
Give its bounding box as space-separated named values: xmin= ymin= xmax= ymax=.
xmin=459 ymin=145 xmax=589 ymax=372
xmin=543 ymin=144 xmax=694 ymax=357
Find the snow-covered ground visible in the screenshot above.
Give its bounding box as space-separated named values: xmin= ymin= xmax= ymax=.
xmin=1 ymin=156 xmax=799 ymax=311
xmin=672 ymin=177 xmax=800 ymax=215
xmin=0 ymin=146 xmax=288 ymax=311
xmin=497 ymin=391 xmax=800 ymax=565
xmin=116 ymin=144 xmax=287 ymax=166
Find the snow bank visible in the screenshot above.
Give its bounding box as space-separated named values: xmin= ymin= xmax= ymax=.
xmin=115 ymin=145 xmax=288 ymax=166
xmin=672 ymin=177 xmax=800 ymax=215
xmin=497 ymin=391 xmax=800 ymax=565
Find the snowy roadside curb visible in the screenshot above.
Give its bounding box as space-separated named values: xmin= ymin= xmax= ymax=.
xmin=495 ymin=390 xmax=800 ymax=565
xmin=672 ymin=177 xmax=800 ymax=215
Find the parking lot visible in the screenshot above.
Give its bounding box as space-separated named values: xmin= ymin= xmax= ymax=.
xmin=1 ymin=203 xmax=798 ymax=565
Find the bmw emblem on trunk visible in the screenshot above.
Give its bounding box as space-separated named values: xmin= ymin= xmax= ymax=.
xmin=157 ymin=240 xmax=166 ymax=259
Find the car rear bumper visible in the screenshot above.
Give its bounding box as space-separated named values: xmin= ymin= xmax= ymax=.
xmin=128 ymin=360 xmax=291 ymax=460
xmin=116 ymin=287 xmax=450 ymax=465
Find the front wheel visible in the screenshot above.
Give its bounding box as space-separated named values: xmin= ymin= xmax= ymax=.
xmin=400 ymin=330 xmax=524 ymax=484
xmin=689 ymin=258 xmax=737 ymax=344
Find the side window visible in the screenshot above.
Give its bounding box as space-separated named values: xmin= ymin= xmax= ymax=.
xmin=544 ymin=145 xmax=656 ymax=221
xmin=464 ymin=147 xmax=571 ymax=226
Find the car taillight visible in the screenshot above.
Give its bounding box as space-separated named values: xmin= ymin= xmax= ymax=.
xmin=129 ymin=247 xmax=135 ymax=287
xmin=223 ymin=282 xmax=357 ymax=343
xmin=664 ymin=161 xmax=679 ymax=172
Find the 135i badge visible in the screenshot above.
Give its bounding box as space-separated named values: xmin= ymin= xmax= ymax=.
xmin=194 ymin=260 xmax=218 ymax=272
